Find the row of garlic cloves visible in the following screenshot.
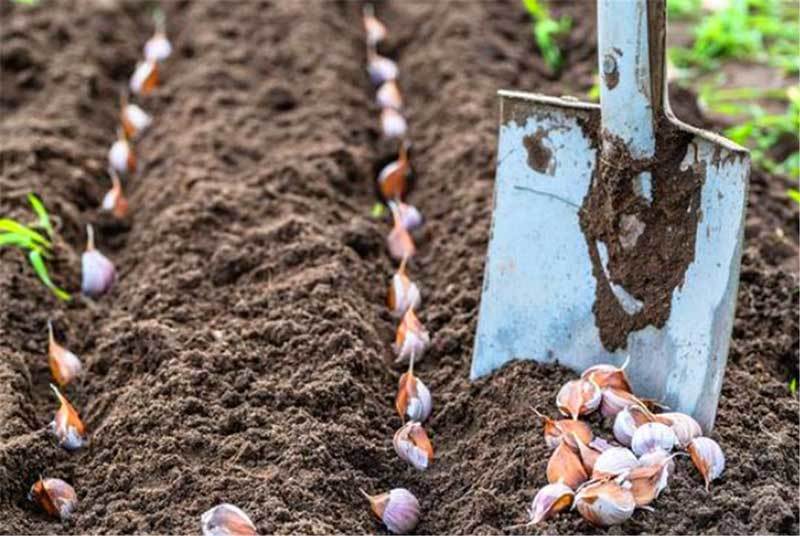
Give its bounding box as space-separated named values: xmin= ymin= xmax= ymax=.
xmin=28 ymin=12 xmax=173 ymax=523
xmin=527 ymin=358 xmax=726 ymax=528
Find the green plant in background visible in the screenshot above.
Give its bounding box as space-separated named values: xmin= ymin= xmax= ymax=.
xmin=668 ymin=0 xmax=703 ymax=19
xmin=0 ymin=194 xmax=70 ymax=301
xmin=788 ymin=189 xmax=800 ymax=204
xmin=522 ymin=0 xmax=572 ymax=72
xmin=790 ymin=377 xmax=798 ymax=395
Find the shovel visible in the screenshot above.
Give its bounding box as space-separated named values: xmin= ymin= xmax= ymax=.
xmin=471 ymin=0 xmax=749 ymax=431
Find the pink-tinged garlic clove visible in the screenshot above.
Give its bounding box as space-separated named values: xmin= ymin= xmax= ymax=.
xmin=394 ymin=201 xmax=423 ymax=231
xmin=362 ymin=4 xmax=387 ymax=46
xmin=101 ymin=169 xmax=129 ymax=219
xmin=591 ymin=447 xmax=638 ymax=480
xmin=362 ymin=488 xmax=420 ymax=534
xmin=639 ymin=447 xmax=676 ymax=476
xmin=395 ymin=357 xmax=432 ymax=423
xmin=387 ymin=258 xmax=421 ymax=318
xmin=81 ymin=225 xmax=116 ymax=298
xmin=546 ymin=440 xmax=588 ymax=490
xmin=655 ymin=412 xmax=703 ymax=447
xmin=49 ymin=384 xmax=86 ymax=451
xmin=600 ymin=387 xmax=641 ymax=418
xmin=612 ymin=404 xmax=654 ymax=446
xmin=687 ymin=437 xmax=725 ymax=491
xmin=200 ymin=503 xmax=256 ymax=536
xmin=581 ymin=356 xmax=632 ymax=392
xmin=556 ymin=379 xmax=601 ymax=419
xmin=573 ymin=479 xmax=635 ymax=526
xmin=367 ymin=50 xmax=398 ymax=85
xmin=532 ymin=408 xmax=593 ymax=450
xmin=631 ymin=422 xmax=678 ymax=456
xmin=120 ymin=103 xmax=152 ymax=140
xmin=108 ymin=133 xmax=136 ymax=176
xmin=528 ymin=482 xmax=574 ymax=524
xmin=393 ymin=421 xmax=434 ymax=471
xmin=47 ymin=321 xmax=82 ymax=387
xmin=130 ymin=59 xmax=159 ymax=96
xmin=393 ymin=308 xmax=430 ymax=365
xmin=381 ymin=108 xmax=407 ymax=139
xmin=377 ymin=80 xmax=403 ymax=110
xmin=28 ymin=477 xmax=77 ymax=520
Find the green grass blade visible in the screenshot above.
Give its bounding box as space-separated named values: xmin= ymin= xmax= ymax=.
xmin=27 ymin=193 xmax=54 ymax=238
xmin=28 ymin=250 xmax=71 ymax=301
xmin=0 ymin=232 xmax=45 ymax=253
xmin=0 ymin=219 xmax=51 ymax=248
xmin=787 ymin=188 xmax=800 ymax=205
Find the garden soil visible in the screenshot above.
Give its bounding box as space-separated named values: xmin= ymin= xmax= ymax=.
xmin=1 ymin=1 xmax=797 ymax=534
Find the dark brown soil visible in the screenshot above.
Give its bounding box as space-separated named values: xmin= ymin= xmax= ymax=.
xmin=1 ymin=1 xmax=797 ymax=534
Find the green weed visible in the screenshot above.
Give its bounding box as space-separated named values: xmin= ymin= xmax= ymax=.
xmin=1 ymin=195 xmax=70 ymax=301
xmin=522 ymin=0 xmax=572 ymax=72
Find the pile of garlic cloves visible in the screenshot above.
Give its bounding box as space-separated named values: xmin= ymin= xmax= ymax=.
xmin=526 ymin=358 xmax=726 ymax=527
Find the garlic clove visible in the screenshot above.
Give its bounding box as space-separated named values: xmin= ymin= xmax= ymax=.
xmin=589 ymin=437 xmax=613 ymax=452
xmin=654 ymin=412 xmax=702 ymax=448
xmin=612 ymin=403 xmax=654 ymax=446
xmin=130 ymin=59 xmax=159 ymax=96
xmin=395 ymin=357 xmax=432 ymax=423
xmin=386 ymin=205 xmax=416 ymax=262
xmin=394 ymin=421 xmax=434 ymax=471
xmin=528 ymin=482 xmax=574 ymax=524
xmin=200 ymin=503 xmax=256 ymax=536
xmin=367 ymin=50 xmax=398 ymax=85
xmin=395 ymin=201 xmax=423 ymax=231
xmin=687 ymin=437 xmax=725 ymax=491
xmin=81 ymin=225 xmax=116 ymax=298
xmin=47 ymin=321 xmax=82 ymax=387
xmin=393 ymin=307 xmax=430 ymax=365
xmin=556 ymin=379 xmax=601 ymax=419
xmin=362 ymin=4 xmax=387 ymax=46
xmin=599 ymin=387 xmax=641 ymax=418
xmin=377 ymin=143 xmax=411 ymax=202
xmin=571 ymin=432 xmax=601 ymax=474
xmin=120 ymin=101 xmax=152 ymax=140
xmin=631 ymin=422 xmax=678 ymax=456
xmin=361 ymin=488 xmax=420 ymax=534
xmin=533 ymin=408 xmax=592 ymax=450
xmin=28 ymin=476 xmax=77 ymax=520
xmin=546 ymin=440 xmax=588 ymax=490
xmin=591 ymin=447 xmax=639 ymax=480
xmin=381 ymin=108 xmax=407 ymax=139
xmin=144 ymin=33 xmax=172 ymax=63
xmin=377 ymin=80 xmax=403 ymax=110
xmin=581 ymin=356 xmax=632 ymax=392
xmin=573 ymin=479 xmax=635 ymax=527
xmin=101 ymin=169 xmax=129 ymax=219
xmin=627 ymin=454 xmax=676 ymax=507
xmin=108 ymin=135 xmax=136 ymax=176
xmin=387 ymin=258 xmax=421 ymax=318
xmin=49 ymin=384 xmax=86 ymax=451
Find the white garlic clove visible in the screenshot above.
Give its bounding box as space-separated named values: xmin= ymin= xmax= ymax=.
xmin=395 ymin=202 xmax=423 ymax=231
xmin=687 ymin=437 xmax=725 ymax=491
xmin=144 ymin=33 xmax=172 ymax=62
xmin=377 ymin=80 xmax=403 ymax=110
xmin=386 ymin=224 xmax=415 ymax=262
xmin=589 ymin=437 xmax=613 ymax=453
xmin=47 ymin=321 xmax=82 ymax=387
xmin=639 ymin=447 xmax=675 ymax=476
xmin=49 ymin=384 xmax=86 ymax=451
xmin=591 ymin=447 xmax=639 ymax=480
xmin=367 ymin=52 xmax=398 ymax=85
xmin=556 ymin=379 xmax=601 ymax=419
xmin=546 ymin=440 xmax=588 ymax=490
xmin=395 ymin=357 xmax=432 ymax=423
xmin=362 ymin=4 xmax=387 ymax=46
xmin=81 ymin=225 xmax=116 ymax=298
xmin=393 ymin=308 xmax=429 ymax=365
xmin=528 ymin=482 xmax=574 ymax=524
xmin=381 ymin=108 xmax=407 ymax=139
xmin=393 ymin=421 xmax=434 ymax=471
xmin=28 ymin=477 xmax=77 ymax=520
xmin=362 ymin=488 xmax=420 ymax=535
xmin=612 ymin=404 xmax=653 ymax=446
xmin=581 ymin=356 xmax=632 ymax=392
xmin=388 ymin=259 xmax=421 ymax=318
xmin=129 ymin=59 xmax=159 ymax=96
xmin=655 ymin=412 xmax=703 ymax=448
xmin=108 ymin=137 xmax=136 ymax=176
xmin=121 ymin=103 xmax=152 ymax=140
xmin=573 ymin=479 xmax=635 ymax=527
xmin=200 ymin=503 xmax=256 ymax=536
xmin=631 ymin=422 xmax=678 ymax=456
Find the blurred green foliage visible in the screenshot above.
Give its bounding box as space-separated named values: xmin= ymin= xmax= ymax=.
xmin=522 ymin=0 xmax=572 ymax=72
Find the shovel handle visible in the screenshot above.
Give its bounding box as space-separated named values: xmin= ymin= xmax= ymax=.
xmin=597 ymin=0 xmax=667 ymax=160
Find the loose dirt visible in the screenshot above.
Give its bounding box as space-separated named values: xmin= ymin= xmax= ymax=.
xmin=1 ymin=1 xmax=797 ymax=534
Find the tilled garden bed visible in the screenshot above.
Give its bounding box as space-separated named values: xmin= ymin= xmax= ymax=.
xmin=0 ymin=1 xmax=797 ymax=534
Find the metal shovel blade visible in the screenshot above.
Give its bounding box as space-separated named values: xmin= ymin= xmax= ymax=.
xmin=471 ymin=0 xmax=749 ymax=431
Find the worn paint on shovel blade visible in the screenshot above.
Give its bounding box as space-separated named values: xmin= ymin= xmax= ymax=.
xmin=472 ymin=91 xmax=749 ymax=431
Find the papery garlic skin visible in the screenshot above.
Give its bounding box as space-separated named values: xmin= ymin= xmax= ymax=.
xmin=528 ymin=482 xmax=574 ymax=524
xmin=109 ymin=138 xmax=135 ymax=175
xmin=546 ymin=440 xmax=588 ymax=490
xmin=381 ymin=108 xmax=407 ymax=139
xmin=581 ymin=357 xmax=632 ymax=392
xmin=121 ymin=103 xmax=152 ymax=139
xmin=388 ymin=269 xmax=421 ymax=318
xmin=639 ymin=448 xmax=675 ymax=476
xmin=688 ymin=437 xmax=725 ymax=491
xmin=394 ymin=309 xmax=430 ymax=364
xmin=394 ymin=421 xmax=434 ymax=471
xmin=201 ymin=503 xmax=256 ymax=536
xmin=29 ymin=477 xmax=77 ymax=520
xmin=556 ymin=379 xmax=601 ymax=419
xmin=377 ymin=80 xmax=403 ymax=110
xmin=627 ymin=454 xmax=675 ymax=507
xmin=144 ymin=33 xmax=172 ymax=62
xmin=600 ymin=387 xmax=639 ymax=418
xmin=363 ymin=488 xmax=420 ymax=535
xmin=405 ymin=377 xmax=432 ymax=423
xmin=539 ymin=415 xmax=592 ymax=450
xmin=656 ymin=412 xmax=702 ymax=447
xmin=368 ymin=53 xmax=398 ymax=85
xmin=573 ymin=480 xmax=635 ymax=527
xmin=591 ymin=447 xmax=639 ymax=479
xmin=631 ymin=422 xmax=677 ymax=456
xmin=50 ymin=384 xmax=86 ymax=451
